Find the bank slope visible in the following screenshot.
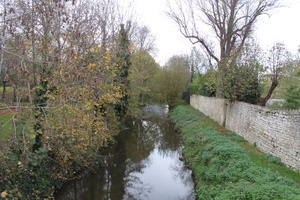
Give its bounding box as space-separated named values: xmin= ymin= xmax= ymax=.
xmin=169 ymin=105 xmax=300 ymax=200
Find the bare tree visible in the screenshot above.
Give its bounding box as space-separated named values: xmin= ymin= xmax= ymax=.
xmin=188 ymin=47 xmax=207 ymax=76
xmin=131 ymin=25 xmax=157 ymax=55
xmin=166 ymin=0 xmax=279 ymax=97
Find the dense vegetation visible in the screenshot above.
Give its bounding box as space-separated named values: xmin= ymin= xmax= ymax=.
xmin=188 ymin=43 xmax=300 ymax=109
xmin=170 ymin=105 xmax=300 ymax=199
xmin=0 ymin=0 xmax=299 ymax=199
xmin=167 ymin=0 xmax=300 ymax=108
xmin=0 ymin=0 xmax=162 ymax=199
xmin=0 ymin=0 xmax=193 ymax=198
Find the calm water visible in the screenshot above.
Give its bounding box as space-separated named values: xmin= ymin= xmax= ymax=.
xmin=55 ymin=105 xmax=195 ymax=200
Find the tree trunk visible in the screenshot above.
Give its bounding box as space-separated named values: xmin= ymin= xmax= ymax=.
xmin=33 ymin=79 xmax=48 ymax=152
xmin=2 ymin=80 xmax=6 ymax=99
xmin=216 ymin=63 xmax=226 ymax=98
xmin=259 ymin=78 xmax=278 ymax=106
xmin=13 ymin=86 xmax=17 ymax=102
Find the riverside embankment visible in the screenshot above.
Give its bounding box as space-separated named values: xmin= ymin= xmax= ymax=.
xmin=169 ymin=105 xmax=300 ymax=199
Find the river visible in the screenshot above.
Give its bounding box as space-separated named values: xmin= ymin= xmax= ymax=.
xmin=55 ymin=105 xmax=195 ymax=200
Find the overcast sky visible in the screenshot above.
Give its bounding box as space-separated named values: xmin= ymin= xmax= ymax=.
xmin=127 ymin=0 xmax=300 ymax=65
xmin=255 ymin=0 xmax=300 ymax=53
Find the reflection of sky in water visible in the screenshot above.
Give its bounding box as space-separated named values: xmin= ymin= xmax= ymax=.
xmin=125 ymin=148 xmax=194 ymax=200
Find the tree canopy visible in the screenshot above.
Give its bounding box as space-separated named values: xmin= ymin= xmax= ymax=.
xmin=0 ymin=0 xmax=160 ymax=198
xmin=167 ymin=0 xmax=280 ymax=98
xmin=154 ymin=55 xmax=191 ymax=109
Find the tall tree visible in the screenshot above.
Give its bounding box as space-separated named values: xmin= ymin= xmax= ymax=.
xmin=166 ymin=0 xmax=279 ymax=98
xmin=131 ymin=25 xmax=156 ymax=56
xmin=128 ymin=49 xmax=159 ymax=116
xmin=188 ymin=47 xmax=207 ymax=76
xmin=115 ymin=23 xmax=131 ymax=119
xmin=0 ymin=0 xmax=7 ymax=78
xmin=0 ymin=0 xmax=134 ymax=197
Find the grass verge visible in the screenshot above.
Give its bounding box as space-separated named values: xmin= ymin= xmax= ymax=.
xmin=169 ymin=105 xmax=300 ymax=200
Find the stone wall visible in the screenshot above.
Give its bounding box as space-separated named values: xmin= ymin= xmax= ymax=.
xmin=190 ymin=95 xmax=300 ymax=170
xmin=190 ymin=95 xmax=227 ymax=126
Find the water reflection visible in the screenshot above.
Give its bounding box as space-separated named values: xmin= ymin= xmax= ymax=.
xmin=55 ymin=105 xmax=195 ymax=200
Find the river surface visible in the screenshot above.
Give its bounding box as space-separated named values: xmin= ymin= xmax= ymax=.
xmin=55 ymin=105 xmax=195 ymax=200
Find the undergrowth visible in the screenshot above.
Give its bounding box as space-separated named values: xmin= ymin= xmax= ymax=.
xmin=169 ymin=105 xmax=300 ymax=200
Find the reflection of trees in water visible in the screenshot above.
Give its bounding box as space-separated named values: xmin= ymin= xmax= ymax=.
xmin=122 ymin=117 xmax=155 ymax=199
xmin=55 ymin=105 xmax=194 ymax=200
xmin=55 ymin=139 xmax=128 ymax=199
xmin=123 ymin=172 xmax=153 ymax=200
xmin=127 ymin=116 xmax=182 ymax=159
xmin=55 ymin=178 xmax=89 ymax=200
xmin=123 ymin=116 xmax=156 ymax=163
xmin=156 ymin=119 xmax=181 ymax=156
xmin=143 ymin=114 xmax=182 ymax=158
xmin=169 ymin=156 xmax=195 ymax=200
xmin=98 ymin=154 xmax=153 ymax=200
xmin=102 ymin=144 xmax=127 ymax=200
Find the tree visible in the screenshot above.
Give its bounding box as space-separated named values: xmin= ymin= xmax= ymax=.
xmin=155 ymin=55 xmax=190 ymax=109
xmin=259 ymin=43 xmax=292 ymax=106
xmin=131 ymin=25 xmax=156 ymax=55
xmin=115 ymin=23 xmax=132 ymax=119
xmin=282 ymin=64 xmax=300 ymax=109
xmin=166 ymin=0 xmax=279 ymax=98
xmin=188 ymin=47 xmax=207 ymax=76
xmin=190 ymin=69 xmax=217 ymax=97
xmin=226 ymin=42 xmax=264 ymax=103
xmin=0 ymin=0 xmax=138 ymax=198
xmin=128 ymin=49 xmax=159 ymax=116
xmin=127 ymin=25 xmax=159 ymax=116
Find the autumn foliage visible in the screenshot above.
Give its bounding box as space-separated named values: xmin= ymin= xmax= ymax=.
xmin=0 ymin=0 xmax=158 ymax=198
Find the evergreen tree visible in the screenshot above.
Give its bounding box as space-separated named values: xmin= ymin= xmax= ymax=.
xmin=115 ymin=23 xmax=131 ymax=119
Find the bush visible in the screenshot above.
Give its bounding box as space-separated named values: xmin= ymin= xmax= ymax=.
xmin=265 ymin=154 xmax=283 ymax=165
xmin=227 ymin=131 xmax=246 ymax=142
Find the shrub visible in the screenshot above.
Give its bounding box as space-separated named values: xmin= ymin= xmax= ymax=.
xmin=265 ymin=154 xmax=283 ymax=165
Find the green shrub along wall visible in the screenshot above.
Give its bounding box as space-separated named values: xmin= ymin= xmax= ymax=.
xmin=169 ymin=105 xmax=300 ymax=200
xmin=190 ymin=95 xmax=300 ymax=170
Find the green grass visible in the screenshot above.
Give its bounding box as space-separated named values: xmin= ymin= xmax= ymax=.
xmin=170 ymin=105 xmax=300 ymax=199
xmin=0 ymin=114 xmax=14 ymax=141
xmin=0 ymin=86 xmax=13 ymax=98
xmin=242 ymin=141 xmax=300 ymax=184
xmin=0 ymin=108 xmax=33 ymax=144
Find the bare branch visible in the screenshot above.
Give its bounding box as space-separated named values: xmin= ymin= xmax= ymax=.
xmin=166 ymin=0 xmax=280 ymax=62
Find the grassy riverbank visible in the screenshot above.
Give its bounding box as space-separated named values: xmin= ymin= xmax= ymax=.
xmin=169 ymin=105 xmax=300 ymax=199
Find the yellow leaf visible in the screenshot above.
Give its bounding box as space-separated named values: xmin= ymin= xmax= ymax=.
xmin=36 ymin=129 xmax=43 ymax=135
xmin=1 ymin=191 xmax=8 ymax=198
